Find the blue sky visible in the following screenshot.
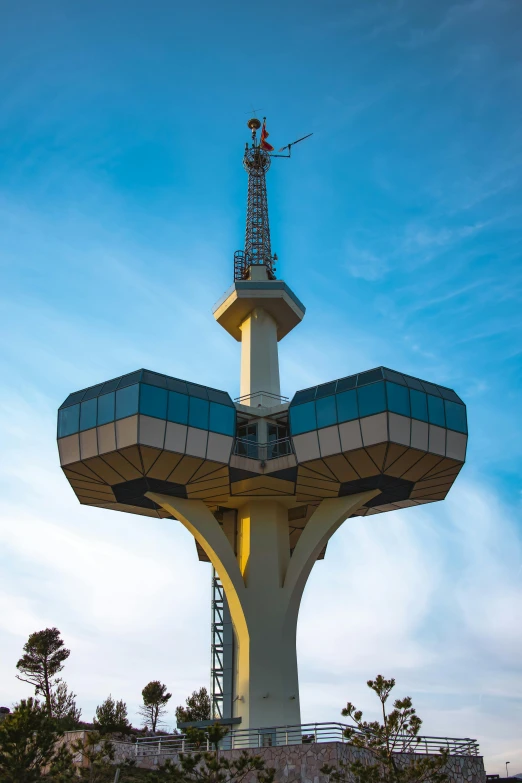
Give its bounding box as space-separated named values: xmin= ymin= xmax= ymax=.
xmin=0 ymin=0 xmax=521 ymax=773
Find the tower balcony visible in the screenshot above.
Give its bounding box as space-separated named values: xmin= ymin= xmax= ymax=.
xmin=213 ymin=278 xmax=305 ymax=342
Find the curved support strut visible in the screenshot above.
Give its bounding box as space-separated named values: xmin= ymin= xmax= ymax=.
xmin=147 ymin=491 xmax=378 ymax=731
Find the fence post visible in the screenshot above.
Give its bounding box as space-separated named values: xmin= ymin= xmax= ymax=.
xmin=158 ymin=739 xmax=161 ymax=755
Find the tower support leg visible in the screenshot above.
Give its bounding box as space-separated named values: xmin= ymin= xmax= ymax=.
xmin=147 ymin=491 xmax=378 ymax=732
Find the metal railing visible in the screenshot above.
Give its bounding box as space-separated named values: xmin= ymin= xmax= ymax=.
xmin=233 ymin=437 xmax=293 ymax=461
xmin=235 ymin=391 xmax=289 ymax=406
xmin=132 ymin=722 xmax=480 ymax=757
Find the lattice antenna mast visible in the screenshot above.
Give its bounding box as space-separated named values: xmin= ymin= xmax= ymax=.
xmin=234 ymin=118 xmax=312 ymax=282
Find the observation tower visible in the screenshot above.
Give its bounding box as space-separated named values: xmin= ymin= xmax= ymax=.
xmin=56 ymin=118 xmax=468 ymax=735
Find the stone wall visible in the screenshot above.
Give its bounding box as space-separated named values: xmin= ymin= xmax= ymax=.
xmin=111 ymin=739 xmax=486 ymax=783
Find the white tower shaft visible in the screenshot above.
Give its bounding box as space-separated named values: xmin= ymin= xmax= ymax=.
xmin=239 ymin=307 xmax=280 ymax=407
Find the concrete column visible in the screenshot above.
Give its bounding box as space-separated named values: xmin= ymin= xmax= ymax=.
xmin=147 ymin=490 xmax=379 ymax=732
xmin=239 ymin=307 xmax=280 ymax=407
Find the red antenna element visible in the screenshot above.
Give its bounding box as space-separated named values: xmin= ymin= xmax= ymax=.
xmin=260 ymin=118 xmax=274 ymax=151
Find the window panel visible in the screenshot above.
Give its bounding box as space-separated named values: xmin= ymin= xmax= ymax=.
xmin=289 ymin=401 xmax=317 ymax=435
xmin=444 ymin=400 xmax=467 ymax=433
xmin=58 ymin=404 xmax=80 ymax=437
xmin=237 ymin=423 xmax=258 ymax=441
xmin=403 ymin=375 xmax=424 ymax=391
xmin=438 ymin=386 xmax=463 ymax=404
xmin=117 ymin=371 xmax=142 ymax=389
xmin=386 ymin=382 xmax=410 ymax=417
xmin=139 ymin=384 xmax=168 ymax=419
xmin=336 ymin=390 xmax=358 ymax=422
xmin=316 ymin=395 xmax=337 ymax=429
xmin=186 ymin=383 xmax=208 ymax=400
xmin=116 ymin=384 xmax=139 ymax=420
xmin=357 ymin=381 xmax=386 ymax=418
xmin=166 ymin=377 xmax=188 ymax=394
xmin=168 ymin=391 xmax=189 ymax=424
xmin=81 ymin=383 xmax=104 ymax=402
xmin=315 ymin=381 xmax=337 ymax=399
xmin=209 ymin=402 xmax=235 ymax=435
xmin=100 ymin=378 xmax=120 ymax=394
xmin=80 ymin=398 xmax=97 ymax=431
xmin=410 ymin=389 xmax=428 ymax=422
xmin=207 ymin=388 xmax=233 ymax=405
xmin=60 ymin=390 xmax=86 ymax=408
xmin=291 ymin=387 xmax=316 ymax=405
xmin=427 ymin=394 xmax=445 ymax=427
xmin=382 ymin=368 xmax=407 ymax=385
xmin=422 ymin=381 xmax=441 ymax=397
xmin=97 ymin=392 xmax=115 ymax=426
xmin=357 ymin=368 xmax=383 ymax=386
xmin=142 ymin=371 xmax=167 ymax=388
xmin=189 ymin=396 xmax=209 ymax=429
xmin=336 ymin=375 xmax=357 ymax=393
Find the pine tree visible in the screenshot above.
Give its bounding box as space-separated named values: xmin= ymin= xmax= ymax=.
xmin=50 ymin=680 xmax=82 ymax=730
xmin=146 ymin=749 xmax=275 ymax=783
xmin=322 ymin=675 xmax=449 ymax=783
xmin=93 ymin=695 xmax=130 ymax=736
xmin=16 ymin=628 xmax=70 ymax=716
xmin=175 ymin=687 xmax=211 ymax=724
xmin=139 ymin=681 xmax=172 ymax=733
xmin=0 ymin=697 xmax=75 ymax=783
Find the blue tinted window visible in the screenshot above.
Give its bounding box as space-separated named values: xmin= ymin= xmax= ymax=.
xmin=187 ymin=383 xmax=208 ymax=399
xmin=336 ymin=390 xmax=358 ymax=422
xmin=209 ymin=402 xmax=235 ymax=435
xmin=58 ymin=404 xmax=80 ymax=437
xmin=357 ymin=368 xmax=383 ymax=386
xmin=142 ymin=371 xmax=167 ymax=388
xmin=410 ymin=390 xmax=428 ymax=422
xmin=97 ymin=392 xmax=115 ymax=425
xmin=80 ymin=398 xmax=97 ymax=431
xmin=316 ymin=395 xmax=337 ymax=429
xmin=61 ymin=391 xmax=85 ymax=408
xmin=82 ymin=383 xmax=104 ymax=401
xmin=427 ymin=395 xmax=445 ymax=427
xmin=166 ymin=377 xmax=188 ymax=394
xmin=207 ymin=388 xmax=232 ymax=405
xmin=383 ymin=368 xmax=406 ymax=385
xmin=140 ymin=384 xmax=168 ymax=419
xmin=336 ymin=375 xmax=357 ymax=393
xmin=438 ymin=387 xmax=462 ymax=404
xmin=116 ymin=384 xmax=139 ymax=420
xmin=422 ymin=381 xmax=441 ymax=397
xmin=404 ymin=375 xmax=424 ymax=391
xmin=386 ymin=382 xmax=410 ymax=417
xmin=445 ymin=401 xmax=467 ymax=433
xmin=168 ymin=391 xmax=189 ymax=424
xmin=292 ymin=387 xmax=316 ymax=405
xmin=117 ymin=371 xmax=142 ymax=389
xmin=357 ymin=381 xmax=386 ymax=418
xmin=289 ymin=401 xmax=316 ymax=435
xmin=189 ymin=397 xmax=209 ymax=429
xmin=100 ymin=378 xmax=120 ymax=394
xmin=316 ymin=382 xmax=337 ymax=398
